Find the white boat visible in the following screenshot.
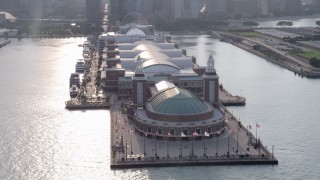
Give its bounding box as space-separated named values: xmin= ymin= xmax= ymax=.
xmin=69 ymin=85 xmax=79 ymax=98
xmin=75 ymin=59 xmax=86 ymax=73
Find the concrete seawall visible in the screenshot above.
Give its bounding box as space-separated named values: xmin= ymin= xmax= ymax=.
xmin=219 ymin=85 xmax=246 ymax=106
xmin=218 ymin=32 xmax=320 ymax=79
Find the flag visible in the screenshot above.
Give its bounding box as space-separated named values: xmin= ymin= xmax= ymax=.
xmin=204 ymin=131 xmax=210 ymax=137
xmin=181 ymin=132 xmax=186 ymax=137
xmin=256 ymin=123 xmax=260 ymax=128
xmin=193 ymin=131 xmax=199 ymax=136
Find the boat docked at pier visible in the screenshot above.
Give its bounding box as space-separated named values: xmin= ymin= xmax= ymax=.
xmin=75 ymin=59 xmax=86 ymax=73
xmin=69 ymin=85 xmax=79 ymax=98
xmin=69 ymin=73 xmax=80 ymax=87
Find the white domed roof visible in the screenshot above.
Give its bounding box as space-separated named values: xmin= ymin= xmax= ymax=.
xmin=126 ymin=28 xmax=146 ymax=36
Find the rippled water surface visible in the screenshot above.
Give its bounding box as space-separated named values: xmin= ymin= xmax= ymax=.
xmin=1 ymin=36 xmax=320 ymax=179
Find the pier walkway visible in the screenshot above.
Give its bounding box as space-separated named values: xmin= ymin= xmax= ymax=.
xmin=109 ymin=94 xmax=277 ymax=169
xmin=65 ymin=50 xmax=109 ymax=110
xmin=219 ymin=85 xmax=246 ymax=106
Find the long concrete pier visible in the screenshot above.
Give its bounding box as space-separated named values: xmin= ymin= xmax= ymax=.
xmin=65 ymin=49 xmax=110 ymax=110
xmin=219 ymin=85 xmax=246 ymax=106
xmin=109 ymin=95 xmax=277 ymax=169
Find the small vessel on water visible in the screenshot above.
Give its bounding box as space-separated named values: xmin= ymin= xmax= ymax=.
xmin=75 ymin=59 xmax=86 ymax=73
xmin=69 ymin=85 xmax=79 ymax=98
xmin=69 ymin=73 xmax=80 ymax=87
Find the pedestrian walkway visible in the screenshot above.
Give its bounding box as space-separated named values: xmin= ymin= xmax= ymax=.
xmin=219 ymin=85 xmax=246 ymax=106
xmin=109 ymin=97 xmax=277 ymax=169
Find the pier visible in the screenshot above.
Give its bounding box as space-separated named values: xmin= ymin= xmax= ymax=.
xmin=65 ymin=45 xmax=110 ymax=110
xmin=219 ymin=85 xmax=246 ymax=106
xmin=65 ymin=99 xmax=109 ymax=110
xmin=109 ymin=95 xmax=277 ymax=169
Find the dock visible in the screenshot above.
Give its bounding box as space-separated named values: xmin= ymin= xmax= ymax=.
xmin=109 ymin=95 xmax=277 ymax=169
xmin=219 ymin=85 xmax=246 ymax=106
xmin=65 ymin=45 xmax=111 ymax=110
xmin=65 ymin=99 xmax=109 ymax=109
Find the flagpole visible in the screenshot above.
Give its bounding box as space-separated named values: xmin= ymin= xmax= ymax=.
xmin=228 ymin=129 xmax=230 ymax=155
xmin=203 ymin=135 xmax=206 ymax=157
xmin=236 ymin=128 xmax=239 ymax=153
xmin=125 ymin=141 xmax=127 ymax=161
xmin=130 ymin=134 xmax=133 ymax=157
xmin=192 ymin=134 xmax=194 ymax=157
xmin=216 ymin=134 xmax=218 ymax=156
xmin=155 ymin=135 xmax=157 ymax=157
xmin=167 ymin=137 xmax=169 ymax=158
xmin=256 ymin=122 xmax=258 ymax=139
xmin=180 ymin=137 xmax=182 ymax=157
xmin=144 ymin=132 xmax=146 ymax=156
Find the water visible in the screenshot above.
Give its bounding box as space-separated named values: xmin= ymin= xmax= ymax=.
xmin=1 ymin=36 xmax=320 ymax=179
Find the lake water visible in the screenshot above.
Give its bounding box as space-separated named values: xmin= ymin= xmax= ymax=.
xmin=1 ymin=36 xmax=320 ymax=179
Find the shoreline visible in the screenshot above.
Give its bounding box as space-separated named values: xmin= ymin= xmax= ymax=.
xmin=228 ymin=14 xmax=320 ymax=23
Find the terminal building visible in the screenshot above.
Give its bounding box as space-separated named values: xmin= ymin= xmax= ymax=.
xmin=99 ymin=23 xmax=225 ymax=139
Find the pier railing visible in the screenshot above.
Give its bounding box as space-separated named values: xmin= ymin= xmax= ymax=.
xmin=114 ymin=153 xmax=275 ymax=165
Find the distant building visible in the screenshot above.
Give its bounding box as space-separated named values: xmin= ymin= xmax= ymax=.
xmin=171 ymin=0 xmax=201 ymax=19
xmin=109 ymin=0 xmax=200 ymax=23
xmin=22 ymin=0 xmax=44 ymax=19
xmin=205 ymin=0 xmax=227 ymax=19
xmin=260 ymin=0 xmax=269 ymax=16
xmin=85 ymin=0 xmax=103 ymax=21
xmin=0 ymin=0 xmax=21 ymax=11
xmin=285 ymin=0 xmax=302 ymax=16
xmin=268 ymin=0 xmax=285 ymax=16
xmin=226 ymin=0 xmax=258 ymax=18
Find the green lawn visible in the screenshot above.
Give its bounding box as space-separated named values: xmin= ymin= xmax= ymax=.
xmin=290 ymin=50 xmax=320 ymax=59
xmin=234 ymin=31 xmax=262 ymax=38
